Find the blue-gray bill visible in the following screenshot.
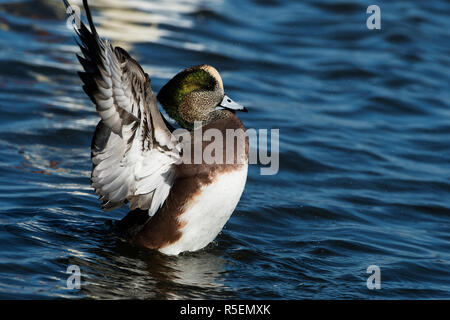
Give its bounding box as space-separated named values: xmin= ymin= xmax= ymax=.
xmin=216 ymin=95 xmax=248 ymax=112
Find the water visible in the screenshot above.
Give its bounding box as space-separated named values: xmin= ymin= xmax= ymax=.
xmin=0 ymin=0 xmax=449 ymax=299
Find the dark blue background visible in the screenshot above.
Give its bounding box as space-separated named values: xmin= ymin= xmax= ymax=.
xmin=0 ymin=0 xmax=449 ymax=298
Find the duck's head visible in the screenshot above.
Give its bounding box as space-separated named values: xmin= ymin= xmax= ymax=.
xmin=157 ymin=64 xmax=247 ymax=129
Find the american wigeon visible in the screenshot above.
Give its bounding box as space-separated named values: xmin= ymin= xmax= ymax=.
xmin=64 ymin=0 xmax=248 ymax=255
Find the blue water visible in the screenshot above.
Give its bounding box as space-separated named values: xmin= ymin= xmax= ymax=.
xmin=0 ymin=0 xmax=449 ymax=299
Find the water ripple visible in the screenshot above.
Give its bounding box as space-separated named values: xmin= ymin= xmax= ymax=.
xmin=0 ymin=0 xmax=449 ymax=299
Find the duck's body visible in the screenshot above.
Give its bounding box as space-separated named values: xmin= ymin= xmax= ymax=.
xmin=65 ymin=0 xmax=248 ymax=255
xmin=135 ymin=116 xmax=248 ymax=255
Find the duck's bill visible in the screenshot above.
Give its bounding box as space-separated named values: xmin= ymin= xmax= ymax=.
xmin=216 ymin=95 xmax=248 ymax=112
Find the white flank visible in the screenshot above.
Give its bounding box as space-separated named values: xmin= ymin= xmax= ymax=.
xmin=159 ymin=164 xmax=248 ymax=255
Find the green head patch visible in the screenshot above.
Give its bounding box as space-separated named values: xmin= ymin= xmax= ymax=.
xmin=157 ymin=66 xmax=218 ymax=127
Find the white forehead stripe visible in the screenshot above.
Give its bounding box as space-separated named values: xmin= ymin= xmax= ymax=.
xmin=199 ymin=65 xmax=224 ymax=91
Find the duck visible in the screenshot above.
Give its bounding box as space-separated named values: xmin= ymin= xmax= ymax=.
xmin=63 ymin=0 xmax=249 ymax=255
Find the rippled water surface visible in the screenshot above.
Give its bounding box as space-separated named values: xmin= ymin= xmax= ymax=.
xmin=0 ymin=0 xmax=449 ymax=299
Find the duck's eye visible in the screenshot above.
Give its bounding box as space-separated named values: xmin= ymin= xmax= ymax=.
xmin=227 ymin=99 xmax=231 ymax=103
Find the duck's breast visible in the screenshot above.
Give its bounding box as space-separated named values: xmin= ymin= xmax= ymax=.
xmin=159 ymin=164 xmax=248 ymax=255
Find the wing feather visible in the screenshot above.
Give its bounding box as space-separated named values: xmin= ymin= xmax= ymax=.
xmin=65 ymin=0 xmax=181 ymax=215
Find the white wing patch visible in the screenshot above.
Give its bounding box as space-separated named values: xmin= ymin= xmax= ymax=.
xmin=91 ymin=122 xmax=179 ymax=216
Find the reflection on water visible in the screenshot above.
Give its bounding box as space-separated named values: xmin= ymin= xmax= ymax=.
xmin=70 ymin=0 xmax=223 ymax=48
xmin=70 ymin=239 xmax=230 ymax=299
xmin=0 ymin=0 xmax=450 ymax=299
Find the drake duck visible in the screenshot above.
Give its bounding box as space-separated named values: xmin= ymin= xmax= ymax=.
xmin=63 ymin=0 xmax=248 ymax=255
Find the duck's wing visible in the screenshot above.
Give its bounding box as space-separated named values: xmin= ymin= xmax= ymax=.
xmin=65 ymin=0 xmax=181 ymax=215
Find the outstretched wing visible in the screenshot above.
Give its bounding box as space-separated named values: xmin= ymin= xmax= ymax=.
xmin=65 ymin=0 xmax=181 ymax=215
